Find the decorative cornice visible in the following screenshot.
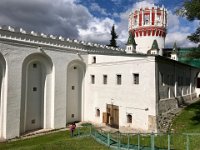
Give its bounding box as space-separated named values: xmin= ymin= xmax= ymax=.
xmin=0 ymin=25 xmax=125 ymax=55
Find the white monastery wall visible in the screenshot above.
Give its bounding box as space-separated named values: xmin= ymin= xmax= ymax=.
xmin=84 ymin=54 xmax=157 ymax=131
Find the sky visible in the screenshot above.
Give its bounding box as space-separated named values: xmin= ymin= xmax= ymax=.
xmin=0 ymin=0 xmax=199 ymax=48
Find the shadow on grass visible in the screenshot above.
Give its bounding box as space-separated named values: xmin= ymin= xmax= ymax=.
xmin=185 ymin=100 xmax=200 ymax=125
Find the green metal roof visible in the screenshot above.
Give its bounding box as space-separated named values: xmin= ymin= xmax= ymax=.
xmin=126 ymin=32 xmax=137 ymax=46
xmin=150 ymin=39 xmax=159 ymax=50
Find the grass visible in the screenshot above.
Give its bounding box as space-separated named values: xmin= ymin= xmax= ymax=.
xmin=1 ymin=100 xmax=200 ymax=150
xmin=171 ymin=100 xmax=200 ymax=133
xmin=0 ymin=129 xmax=110 ymax=150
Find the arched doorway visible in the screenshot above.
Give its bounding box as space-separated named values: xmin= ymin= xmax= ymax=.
xmin=20 ymin=53 xmax=53 ymax=134
xmin=66 ymin=60 xmax=85 ymax=123
xmin=0 ymin=53 xmax=6 ymax=138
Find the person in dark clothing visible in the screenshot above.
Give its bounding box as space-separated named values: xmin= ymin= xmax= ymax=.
xmin=70 ymin=122 xmax=76 ymax=137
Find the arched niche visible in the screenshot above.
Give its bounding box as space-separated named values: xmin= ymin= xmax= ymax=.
xmin=0 ymin=53 xmax=6 ymax=139
xmin=20 ymin=53 xmax=53 ymax=134
xmin=66 ymin=60 xmax=85 ymax=123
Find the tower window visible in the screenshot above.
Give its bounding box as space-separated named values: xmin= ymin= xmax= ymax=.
xmin=127 ymin=114 xmax=132 ymax=123
xmin=103 ymin=75 xmax=107 ymax=84
xmin=144 ymin=15 xmax=150 ymax=25
xmin=117 ymin=74 xmax=122 ymax=85
xmin=72 ymin=86 xmax=75 ymax=90
xmin=74 ymin=66 xmax=77 ymax=69
xmin=91 ymin=75 xmax=95 ymax=84
xmin=133 ymin=73 xmax=139 ymax=84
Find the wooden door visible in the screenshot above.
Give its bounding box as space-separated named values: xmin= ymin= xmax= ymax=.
xmin=106 ymin=104 xmax=119 ymax=129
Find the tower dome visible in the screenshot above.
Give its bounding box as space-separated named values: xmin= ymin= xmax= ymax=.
xmin=128 ymin=5 xmax=167 ymax=55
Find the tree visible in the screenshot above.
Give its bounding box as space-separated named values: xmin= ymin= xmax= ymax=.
xmin=177 ymin=0 xmax=200 ymax=46
xmin=108 ymin=25 xmax=118 ymax=48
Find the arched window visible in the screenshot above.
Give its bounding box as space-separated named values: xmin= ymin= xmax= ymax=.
xmin=96 ymin=108 xmax=100 ymax=117
xmin=127 ymin=114 xmax=132 ymax=123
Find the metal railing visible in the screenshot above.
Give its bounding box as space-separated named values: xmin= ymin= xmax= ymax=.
xmin=73 ymin=126 xmax=200 ymax=150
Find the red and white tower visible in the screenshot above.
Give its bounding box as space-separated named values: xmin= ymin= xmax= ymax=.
xmin=128 ymin=5 xmax=167 ymax=55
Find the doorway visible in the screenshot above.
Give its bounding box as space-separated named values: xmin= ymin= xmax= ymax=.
xmin=106 ymin=104 xmax=119 ymax=129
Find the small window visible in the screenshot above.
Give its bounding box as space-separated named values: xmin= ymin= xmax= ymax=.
xmin=71 ymin=114 xmax=74 ymax=118
xmin=133 ymin=73 xmax=139 ymax=84
xmin=92 ymin=56 xmax=96 ymax=63
xmin=74 ymin=66 xmax=77 ymax=69
xmin=33 ymin=63 xmax=37 ymax=68
xmin=72 ymin=86 xmax=75 ymax=90
xmin=91 ymin=75 xmax=95 ymax=84
xmin=127 ymin=114 xmax=132 ymax=123
xmin=117 ymin=74 xmax=121 ymax=85
xmin=103 ymin=75 xmax=107 ymax=84
xmin=96 ymin=108 xmax=100 ymax=117
xmin=33 ymin=87 xmax=37 ymax=91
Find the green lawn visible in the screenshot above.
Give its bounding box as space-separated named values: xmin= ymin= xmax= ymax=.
xmin=169 ymin=100 xmax=200 ymax=150
xmin=0 ymin=130 xmax=110 ymax=150
xmin=171 ymin=100 xmax=200 ymax=133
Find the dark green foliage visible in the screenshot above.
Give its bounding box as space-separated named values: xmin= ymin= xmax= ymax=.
xmin=182 ymin=0 xmax=200 ymax=21
xmin=176 ymin=0 xmax=200 ymax=57
xmin=108 ymin=25 xmax=118 ymax=48
xmin=188 ymin=27 xmax=200 ymax=44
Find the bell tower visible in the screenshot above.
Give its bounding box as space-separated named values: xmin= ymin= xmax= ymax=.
xmin=128 ymin=5 xmax=167 ymax=55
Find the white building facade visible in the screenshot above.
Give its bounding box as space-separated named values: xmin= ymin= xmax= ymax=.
xmin=0 ymin=26 xmax=199 ymax=140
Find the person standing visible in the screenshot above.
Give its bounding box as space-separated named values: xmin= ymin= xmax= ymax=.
xmin=70 ymin=122 xmax=76 ymax=137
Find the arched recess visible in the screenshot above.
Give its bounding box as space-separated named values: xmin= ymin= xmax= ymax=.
xmin=195 ymin=72 xmax=200 ymax=97
xmin=66 ymin=60 xmax=85 ymax=123
xmin=20 ymin=53 xmax=53 ymax=134
xmin=0 ymin=53 xmax=6 ymax=138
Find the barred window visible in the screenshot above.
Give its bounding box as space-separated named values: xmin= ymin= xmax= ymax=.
xmin=91 ymin=75 xmax=95 ymax=84
xmin=133 ymin=73 xmax=139 ymax=84
xmin=103 ymin=75 xmax=107 ymax=84
xmin=117 ymin=74 xmax=121 ymax=85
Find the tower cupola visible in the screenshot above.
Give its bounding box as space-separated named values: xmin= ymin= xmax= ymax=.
xmin=125 ymin=31 xmax=137 ymax=54
xmin=128 ymin=5 xmax=167 ymax=55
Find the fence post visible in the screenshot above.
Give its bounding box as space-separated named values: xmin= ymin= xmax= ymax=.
xmin=168 ymin=133 xmax=170 ymax=150
xmin=151 ymin=133 xmax=155 ymax=150
xmin=186 ymin=134 xmax=190 ymax=150
xmin=78 ymin=128 xmax=80 ymax=136
xmin=118 ymin=132 xmax=120 ymax=149
xmin=89 ymin=126 xmax=92 ymax=136
xmin=107 ymin=133 xmax=110 ymax=146
xmin=138 ymin=133 xmax=140 ymax=150
xmin=94 ymin=130 xmax=97 ymax=138
xmin=128 ymin=133 xmax=130 ymax=150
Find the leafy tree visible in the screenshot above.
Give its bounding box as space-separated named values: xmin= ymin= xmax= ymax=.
xmin=177 ymin=0 xmax=200 ymax=46
xmin=108 ymin=25 xmax=118 ymax=48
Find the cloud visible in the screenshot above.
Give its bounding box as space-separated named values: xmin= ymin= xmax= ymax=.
xmin=165 ymin=10 xmax=198 ymax=47
xmin=0 ymin=0 xmax=197 ymax=48
xmin=0 ymin=0 xmax=91 ymax=38
xmin=78 ymin=17 xmax=114 ymax=44
xmin=90 ymin=3 xmax=109 ymax=16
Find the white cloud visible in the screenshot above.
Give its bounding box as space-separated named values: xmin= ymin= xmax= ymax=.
xmin=90 ymin=3 xmax=109 ymax=16
xmin=78 ymin=17 xmax=115 ymax=44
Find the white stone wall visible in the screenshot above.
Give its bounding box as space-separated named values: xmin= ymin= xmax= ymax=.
xmin=84 ymin=54 xmax=157 ymax=131
xmin=135 ymin=36 xmax=165 ymax=55
xmin=0 ymin=42 xmax=87 ymax=139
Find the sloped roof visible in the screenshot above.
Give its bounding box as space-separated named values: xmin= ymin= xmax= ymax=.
xmin=126 ymin=32 xmax=137 ymax=46
xmin=150 ymin=39 xmax=159 ymax=50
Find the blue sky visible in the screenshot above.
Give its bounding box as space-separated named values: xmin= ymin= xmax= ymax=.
xmin=0 ymin=0 xmax=198 ymax=48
